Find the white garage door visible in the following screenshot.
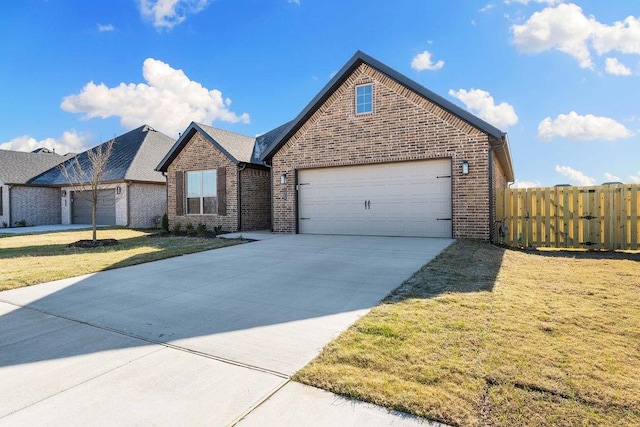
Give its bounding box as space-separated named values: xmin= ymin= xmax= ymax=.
xmin=298 ymin=159 xmax=452 ymax=237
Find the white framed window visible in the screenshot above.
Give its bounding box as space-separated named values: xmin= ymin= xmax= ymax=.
xmin=186 ymin=170 xmax=217 ymax=215
xmin=355 ymin=83 xmax=373 ymax=115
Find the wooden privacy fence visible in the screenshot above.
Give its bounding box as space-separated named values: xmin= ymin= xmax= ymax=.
xmin=497 ymin=184 xmax=640 ymax=250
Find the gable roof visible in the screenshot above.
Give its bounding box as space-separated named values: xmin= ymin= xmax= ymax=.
xmin=0 ymin=149 xmax=69 ymax=185
xmin=29 ymin=125 xmax=176 ymax=186
xmin=259 ymin=50 xmax=514 ymax=181
xmin=197 ymin=123 xmax=256 ymax=163
xmin=156 ymin=121 xmax=290 ymax=172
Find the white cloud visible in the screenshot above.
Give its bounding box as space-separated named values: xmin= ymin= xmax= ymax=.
xmin=511 ymin=3 xmax=594 ymax=68
xmin=538 ymin=111 xmax=634 ymax=141
xmin=288 ymin=0 xmax=300 ymax=4
xmin=480 ymin=4 xmax=495 ymax=13
xmin=97 ymin=23 xmax=115 ymax=32
xmin=137 ymin=0 xmax=210 ymax=30
xmin=511 ymin=4 xmax=640 ymax=71
xmin=61 ymin=58 xmax=250 ymax=138
xmin=411 ymin=50 xmax=445 ymax=71
xmin=555 ymin=165 xmax=596 ymax=186
xmin=605 ymin=57 xmax=632 ymax=76
xmin=448 ymin=88 xmax=518 ymax=128
xmin=0 ymin=130 xmax=92 ymax=155
xmin=505 ymin=0 xmax=562 ymax=4
xmin=591 ymin=16 xmax=640 ymax=56
xmin=512 ymin=180 xmax=542 ymax=188
xmin=628 ymin=172 xmax=640 ymax=184
xmin=604 ymin=172 xmax=621 ymax=182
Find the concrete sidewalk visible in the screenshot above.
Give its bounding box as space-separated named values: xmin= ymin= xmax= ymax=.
xmin=0 ymin=234 xmax=452 ymax=426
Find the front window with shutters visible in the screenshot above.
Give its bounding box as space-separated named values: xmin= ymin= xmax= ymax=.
xmin=186 ymin=170 xmax=217 ymax=214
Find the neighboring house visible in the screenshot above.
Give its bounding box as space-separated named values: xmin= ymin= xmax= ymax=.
xmin=0 ymin=149 xmax=70 ymax=227
xmin=160 ymin=50 xmax=514 ymax=240
xmin=156 ymin=122 xmax=288 ymax=232
xmin=29 ymin=125 xmax=176 ymax=228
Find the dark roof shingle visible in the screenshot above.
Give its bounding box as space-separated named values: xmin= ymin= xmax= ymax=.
xmin=0 ymin=150 xmax=69 ymax=184
xmin=156 ymin=122 xmax=289 ymax=171
xmin=29 ymin=125 xmax=175 ymax=186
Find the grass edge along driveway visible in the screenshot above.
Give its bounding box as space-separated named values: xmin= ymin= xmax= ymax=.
xmin=0 ymin=228 xmax=244 ymax=291
xmin=295 ymin=240 xmax=640 ymax=427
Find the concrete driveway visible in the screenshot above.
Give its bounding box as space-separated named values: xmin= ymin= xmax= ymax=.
xmin=0 ymin=234 xmax=452 ymax=426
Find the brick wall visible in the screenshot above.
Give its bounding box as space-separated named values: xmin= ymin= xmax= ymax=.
xmin=10 ymin=186 xmax=61 ymax=226
xmin=129 ymin=183 xmax=167 ymax=228
xmin=271 ymin=63 xmax=501 ymax=239
xmin=0 ymin=184 xmax=8 ymax=226
xmin=240 ymin=167 xmax=271 ymax=231
xmin=166 ymin=132 xmax=239 ymax=232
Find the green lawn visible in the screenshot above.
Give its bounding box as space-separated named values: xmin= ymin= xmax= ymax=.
xmin=295 ymin=240 xmax=640 ymax=426
xmin=0 ymin=228 xmax=244 ymax=291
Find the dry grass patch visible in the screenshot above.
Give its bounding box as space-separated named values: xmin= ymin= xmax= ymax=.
xmin=0 ymin=228 xmax=244 ymax=291
xmin=295 ymin=240 xmax=640 ymax=426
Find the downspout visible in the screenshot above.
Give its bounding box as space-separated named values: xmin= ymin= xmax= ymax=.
xmin=237 ymin=163 xmax=247 ymax=232
xmin=262 ymin=160 xmax=273 ymax=232
xmin=488 ymin=135 xmax=506 ymax=244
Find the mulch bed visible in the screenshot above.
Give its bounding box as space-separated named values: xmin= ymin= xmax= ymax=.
xmin=67 ymin=239 xmax=119 ymax=249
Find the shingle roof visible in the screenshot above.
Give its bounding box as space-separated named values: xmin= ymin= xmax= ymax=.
xmin=0 ymin=150 xmax=69 ymax=184
xmin=196 ymin=124 xmax=256 ymax=163
xmin=156 ymin=122 xmax=287 ymax=172
xmin=259 ymin=50 xmax=514 ymax=181
xmin=29 ymin=125 xmax=176 ymax=186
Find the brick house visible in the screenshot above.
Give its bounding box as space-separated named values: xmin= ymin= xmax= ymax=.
xmin=160 ymin=51 xmax=514 ymax=240
xmin=0 ymin=149 xmax=70 ymax=227
xmin=27 ymin=125 xmax=175 ymax=228
xmin=156 ymin=122 xmax=286 ymax=232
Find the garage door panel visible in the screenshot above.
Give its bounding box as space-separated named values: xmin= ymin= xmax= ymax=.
xmin=298 ymin=160 xmax=452 ymax=238
xmin=72 ymin=189 xmax=116 ymax=225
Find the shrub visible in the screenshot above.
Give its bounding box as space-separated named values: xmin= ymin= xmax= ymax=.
xmin=2 ymin=221 xmax=7 ymax=228
xmin=185 ymin=222 xmax=196 ymax=235
xmin=172 ymin=223 xmax=182 ymax=235
xmin=213 ymin=225 xmax=223 ymax=235
xmin=196 ymin=223 xmax=207 ymax=236
xmin=15 ymin=219 xmax=27 ymax=227
xmin=160 ymin=214 xmax=169 ymax=233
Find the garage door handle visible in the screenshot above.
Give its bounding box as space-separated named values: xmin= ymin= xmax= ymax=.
xmin=437 ymin=218 xmax=452 ymax=221
xmin=364 ymin=200 xmax=370 ymax=209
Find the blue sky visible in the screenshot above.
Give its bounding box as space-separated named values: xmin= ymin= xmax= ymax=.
xmin=1 ymin=0 xmax=638 ymax=187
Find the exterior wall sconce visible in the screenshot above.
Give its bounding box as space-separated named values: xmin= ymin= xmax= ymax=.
xmin=116 ymin=186 xmax=122 ymax=195
xmin=61 ymin=190 xmax=67 ymax=197
xmin=461 ymin=161 xmax=469 ymax=175
xmin=280 ymin=173 xmax=287 ymax=184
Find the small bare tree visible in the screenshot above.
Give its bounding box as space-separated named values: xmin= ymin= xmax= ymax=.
xmin=60 ymin=139 xmax=115 ymax=242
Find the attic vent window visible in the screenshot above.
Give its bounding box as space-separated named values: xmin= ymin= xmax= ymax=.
xmin=355 ymin=84 xmax=373 ymax=115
